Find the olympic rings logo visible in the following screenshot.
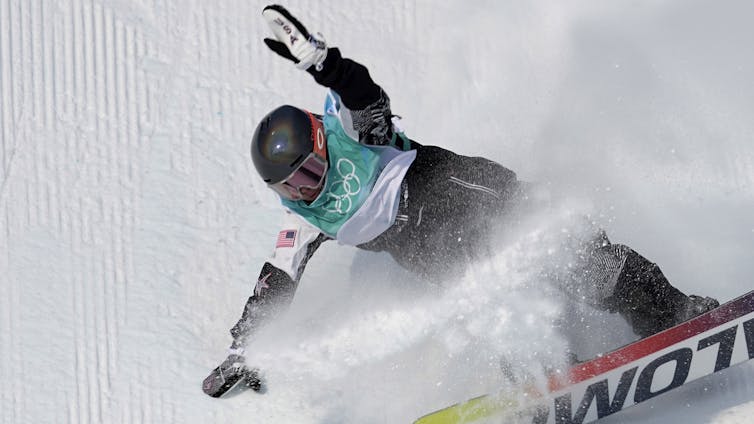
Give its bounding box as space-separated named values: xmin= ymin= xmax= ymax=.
xmin=316 ymin=127 xmax=325 ymax=151
xmin=324 ymin=158 xmax=361 ymax=215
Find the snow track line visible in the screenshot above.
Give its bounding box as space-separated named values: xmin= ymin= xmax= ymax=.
xmin=0 ymin=0 xmax=9 ymax=184
xmin=2 ymin=2 xmax=24 ymax=423
xmin=0 ymin=213 xmax=11 ymax=424
xmin=0 ymin=0 xmax=151 ymax=421
xmin=0 ymin=19 xmax=10 ymax=424
xmin=0 ymin=0 xmax=20 ymax=211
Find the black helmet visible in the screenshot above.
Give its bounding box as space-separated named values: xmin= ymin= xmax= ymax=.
xmin=251 ymin=105 xmax=327 ymax=200
xmin=251 ymin=105 xmax=328 ymax=200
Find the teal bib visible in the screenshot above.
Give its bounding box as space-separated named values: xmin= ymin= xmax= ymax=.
xmin=281 ymin=93 xmax=383 ymax=237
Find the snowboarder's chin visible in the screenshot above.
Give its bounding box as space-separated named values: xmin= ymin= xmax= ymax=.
xmin=299 ymin=186 xmax=322 ymax=203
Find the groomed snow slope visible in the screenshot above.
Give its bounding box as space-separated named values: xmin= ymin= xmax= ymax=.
xmin=2 ymin=1 xmax=753 ymax=423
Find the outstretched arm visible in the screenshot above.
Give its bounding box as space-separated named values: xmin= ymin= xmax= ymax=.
xmin=203 ymin=214 xmax=327 ymax=398
xmin=229 ymin=233 xmax=328 ymax=348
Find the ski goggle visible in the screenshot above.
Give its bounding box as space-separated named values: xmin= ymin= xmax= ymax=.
xmin=268 ymin=152 xmax=328 ymax=201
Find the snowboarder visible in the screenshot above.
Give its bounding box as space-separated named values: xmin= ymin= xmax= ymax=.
xmin=203 ymin=4 xmax=719 ymax=398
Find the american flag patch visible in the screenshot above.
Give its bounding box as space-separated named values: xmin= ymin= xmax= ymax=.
xmin=276 ymin=230 xmax=297 ymax=248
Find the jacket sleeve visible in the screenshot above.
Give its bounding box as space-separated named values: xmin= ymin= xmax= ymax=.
xmin=229 ymin=215 xmax=329 ymax=348
xmin=308 ymin=48 xmax=417 ymax=150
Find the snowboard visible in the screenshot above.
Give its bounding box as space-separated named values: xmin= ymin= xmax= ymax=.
xmin=414 ymin=290 xmax=754 ymax=424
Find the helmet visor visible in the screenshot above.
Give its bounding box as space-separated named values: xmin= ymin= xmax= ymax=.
xmin=269 ymin=153 xmax=328 ymax=201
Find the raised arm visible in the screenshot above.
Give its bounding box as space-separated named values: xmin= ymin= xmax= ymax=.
xmin=262 ymin=4 xmax=415 ymax=150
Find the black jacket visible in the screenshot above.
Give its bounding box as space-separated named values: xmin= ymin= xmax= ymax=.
xmin=230 ymin=48 xmax=522 ymax=348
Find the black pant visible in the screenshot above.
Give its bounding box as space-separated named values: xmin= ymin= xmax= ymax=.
xmin=359 ymin=145 xmax=704 ymax=337
xmin=359 ymin=145 xmax=524 ymax=279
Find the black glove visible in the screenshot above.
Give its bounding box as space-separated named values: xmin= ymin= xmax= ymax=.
xmin=262 ymin=4 xmax=328 ymax=71
xmin=202 ymin=352 xmax=264 ymax=398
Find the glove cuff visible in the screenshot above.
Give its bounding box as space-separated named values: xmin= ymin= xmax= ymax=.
xmin=294 ymin=33 xmax=328 ymax=71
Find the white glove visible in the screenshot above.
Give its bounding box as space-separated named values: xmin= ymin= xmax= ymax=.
xmin=262 ymin=4 xmax=328 ymax=71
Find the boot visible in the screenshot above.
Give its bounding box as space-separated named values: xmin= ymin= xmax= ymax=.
xmin=605 ymin=249 xmax=719 ymax=338
xmin=677 ymin=295 xmax=720 ymax=322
